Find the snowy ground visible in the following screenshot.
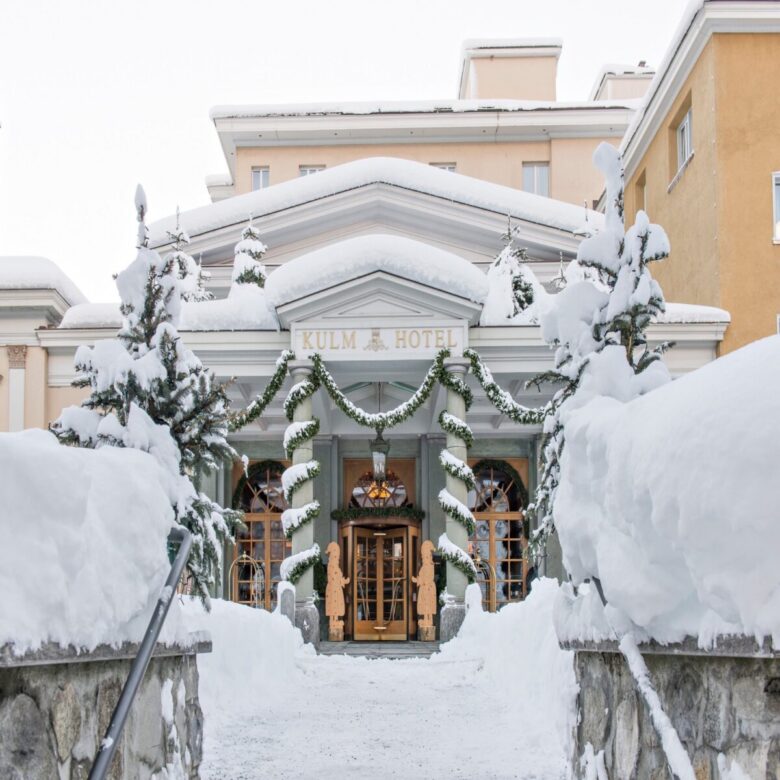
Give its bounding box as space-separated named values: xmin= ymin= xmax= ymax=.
xmin=184 ymin=579 xmax=576 ymax=780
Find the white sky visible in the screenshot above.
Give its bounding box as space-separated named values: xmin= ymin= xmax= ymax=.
xmin=0 ymin=0 xmax=688 ymax=302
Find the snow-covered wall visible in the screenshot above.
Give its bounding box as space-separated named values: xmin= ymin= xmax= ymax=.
xmin=0 ymin=429 xmax=187 ymax=653
xmin=554 ymin=336 xmax=780 ymax=646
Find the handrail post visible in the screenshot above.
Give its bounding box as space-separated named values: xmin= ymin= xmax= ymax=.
xmin=89 ymin=526 xmax=192 ymax=780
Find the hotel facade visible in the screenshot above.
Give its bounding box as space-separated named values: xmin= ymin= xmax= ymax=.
xmin=4 ymin=10 xmax=764 ymax=643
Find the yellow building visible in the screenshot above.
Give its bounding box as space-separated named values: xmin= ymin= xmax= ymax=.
xmin=622 ymin=0 xmax=780 ymax=353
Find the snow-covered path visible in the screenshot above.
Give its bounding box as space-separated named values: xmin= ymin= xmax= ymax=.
xmin=184 ymin=580 xmax=576 ymax=780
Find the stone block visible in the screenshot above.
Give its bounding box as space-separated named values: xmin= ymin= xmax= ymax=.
xmin=614 ymin=692 xmax=638 ymax=780
xmin=418 ymin=625 xmax=436 ymax=642
xmin=51 ymin=682 xmax=81 ymax=762
xmin=295 ymin=601 xmax=320 ymax=648
xmin=0 ymin=692 xmax=58 ymax=779
xmin=439 ymin=602 xmax=465 ymax=643
xmin=96 ymin=676 xmax=124 ymax=780
xmin=280 ymin=587 xmax=295 ymax=626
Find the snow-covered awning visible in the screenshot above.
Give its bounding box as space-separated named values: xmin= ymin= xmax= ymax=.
xmin=0 ymin=256 xmax=86 ymax=306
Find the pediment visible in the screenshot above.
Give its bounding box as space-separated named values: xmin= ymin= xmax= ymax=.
xmin=275 ymin=271 xmax=482 ymax=328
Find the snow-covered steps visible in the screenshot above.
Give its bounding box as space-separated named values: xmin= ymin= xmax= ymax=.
xmin=318 ymin=641 xmax=440 ymax=660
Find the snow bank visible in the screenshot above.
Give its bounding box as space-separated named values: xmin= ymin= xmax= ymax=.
xmin=181 ymin=597 xmax=312 ymax=714
xmin=0 ymin=256 xmax=87 ymax=306
xmin=149 ymin=157 xmax=605 ymax=245
xmin=435 ymin=578 xmax=578 ymax=764
xmin=60 ymin=302 xmax=122 ymax=329
xmin=554 ymin=336 xmax=780 ymax=645
xmin=0 ymin=429 xmax=187 ymax=653
xmin=265 ymin=234 xmax=489 ymax=306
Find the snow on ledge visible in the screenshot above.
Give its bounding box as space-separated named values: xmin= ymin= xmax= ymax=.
xmin=60 ymin=302 xmax=122 ymax=329
xmin=264 ymin=234 xmax=489 ymax=307
xmin=657 ymin=302 xmax=730 ymax=324
xmin=0 ymin=256 xmax=87 ymax=306
xmin=149 ymin=157 xmax=605 ymax=246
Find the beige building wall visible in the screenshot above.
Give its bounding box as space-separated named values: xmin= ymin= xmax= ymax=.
xmin=625 ymin=34 xmax=780 ymax=354
xmin=0 ymin=349 xmax=8 ymax=431
xmin=235 ymin=137 xmax=617 ymax=207
xmin=46 ymin=385 xmax=88 ymax=428
xmin=463 ymin=56 xmax=558 ymax=101
xmin=624 ymin=41 xmax=721 ymax=324
xmin=714 ymin=33 xmax=780 ymax=353
xmin=24 ymin=347 xmax=47 ymax=430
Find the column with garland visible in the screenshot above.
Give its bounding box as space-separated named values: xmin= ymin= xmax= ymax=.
xmin=437 ymin=357 xmax=478 ymax=641
xmin=280 ymin=360 xmax=321 ymax=646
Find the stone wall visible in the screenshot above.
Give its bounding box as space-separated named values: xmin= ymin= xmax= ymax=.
xmin=0 ymin=641 xmax=208 ymax=779
xmin=569 ymin=638 xmax=780 ymax=779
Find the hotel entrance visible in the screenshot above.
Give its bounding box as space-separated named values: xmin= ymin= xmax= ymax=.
xmin=338 ymin=458 xmax=422 ymax=641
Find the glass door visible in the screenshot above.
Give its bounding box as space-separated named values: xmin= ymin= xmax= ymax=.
xmin=352 ymin=527 xmax=408 ymax=641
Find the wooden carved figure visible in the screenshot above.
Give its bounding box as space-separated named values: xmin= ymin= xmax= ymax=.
xmin=413 ymin=540 xmax=437 ymax=640
xmin=325 ymin=541 xmax=349 ymax=641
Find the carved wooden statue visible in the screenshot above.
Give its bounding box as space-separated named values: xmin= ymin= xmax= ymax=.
xmin=325 ymin=541 xmax=349 ymax=641
xmin=413 ymin=540 xmax=437 ymax=641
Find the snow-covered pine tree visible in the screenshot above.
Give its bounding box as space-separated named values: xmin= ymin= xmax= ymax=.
xmin=528 ymin=142 xmax=671 ymax=552
xmin=165 ymin=207 xmax=212 ymax=303
xmin=231 ymin=221 xmax=268 ymax=288
xmin=577 ymin=143 xmax=672 ymax=373
xmin=52 ymin=186 xmax=240 ymax=603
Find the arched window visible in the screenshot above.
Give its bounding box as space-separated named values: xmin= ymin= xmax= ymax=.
xmin=349 ymin=469 xmax=411 ymax=509
xmin=467 ymin=459 xmax=529 ymax=612
xmin=231 ymin=461 xmax=291 ymax=610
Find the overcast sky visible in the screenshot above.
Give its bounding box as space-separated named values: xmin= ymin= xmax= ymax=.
xmin=0 ymin=0 xmax=688 ymax=302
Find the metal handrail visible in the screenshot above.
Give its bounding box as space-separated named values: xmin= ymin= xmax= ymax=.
xmin=89 ymin=526 xmax=192 ymax=780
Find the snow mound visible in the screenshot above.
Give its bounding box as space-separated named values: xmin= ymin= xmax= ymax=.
xmin=60 ymin=302 xmax=122 ymax=329
xmin=265 ymin=234 xmax=489 ymax=306
xmin=435 ymin=577 xmax=578 ymax=766
xmin=181 ymin=597 xmax=312 ymax=714
xmin=0 ymin=256 xmax=87 ymax=306
xmin=149 ymin=157 xmax=605 ymax=245
xmin=0 ymin=429 xmax=187 ymax=653
xmin=554 ymin=336 xmax=780 ymax=645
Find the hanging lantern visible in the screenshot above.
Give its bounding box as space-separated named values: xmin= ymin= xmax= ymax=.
xmin=370 ymin=430 xmax=390 ymax=483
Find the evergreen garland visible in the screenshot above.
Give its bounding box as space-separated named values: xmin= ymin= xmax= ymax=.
xmin=229 ymin=350 xmax=294 ymax=431
xmin=282 ymin=460 xmax=321 ymax=504
xmin=281 ymin=500 xmax=320 ymax=539
xmin=464 ymin=348 xmax=541 ymax=425
xmin=439 ymin=449 xmax=476 ymax=491
xmin=438 ymin=488 xmax=476 ymax=536
xmin=330 ymin=506 xmax=425 ymax=523
xmin=283 ymin=377 xmax=319 ymax=421
xmin=283 ymin=418 xmax=320 ymax=458
xmin=437 ymin=534 xmax=478 ymax=584
xmin=280 ymin=544 xmax=321 ymax=585
xmin=438 ymin=411 xmax=473 ymax=448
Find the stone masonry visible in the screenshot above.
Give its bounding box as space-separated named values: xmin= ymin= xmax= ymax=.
xmin=0 ymin=641 xmax=208 ymax=779
xmin=568 ymin=638 xmax=780 ymax=779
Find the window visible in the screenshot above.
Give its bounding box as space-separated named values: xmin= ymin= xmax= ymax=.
xmin=676 ymin=109 xmax=693 ymax=172
xmin=349 ymin=469 xmax=411 ymax=509
xmin=430 ymin=162 xmax=457 ymax=172
xmin=299 ymin=165 xmax=325 ymax=176
xmin=773 ymin=173 xmax=780 ymax=240
xmin=522 ymin=162 xmax=550 ymax=197
xmin=231 ymin=461 xmax=291 ymax=610
xmin=251 ymin=166 xmax=269 ymax=191
xmin=467 ymin=460 xmax=530 ymax=612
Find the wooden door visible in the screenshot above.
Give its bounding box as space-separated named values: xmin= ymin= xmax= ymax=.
xmin=353 ymin=527 xmax=408 ymax=641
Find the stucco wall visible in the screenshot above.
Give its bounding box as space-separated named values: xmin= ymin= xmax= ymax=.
xmin=234 ymin=137 xmax=615 ymax=207
xmin=624 ymin=40 xmax=721 ymax=317
xmin=465 ymin=55 xmax=558 ymax=101
xmin=714 ymin=33 xmax=780 ymax=352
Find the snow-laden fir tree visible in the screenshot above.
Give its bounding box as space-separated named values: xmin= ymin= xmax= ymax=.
xmin=165 ymin=207 xmax=212 ymax=303
xmin=52 ymin=186 xmax=240 ymax=603
xmin=231 ymin=221 xmax=268 ymax=288
xmin=480 ymin=218 xmax=538 ymax=325
xmin=528 ymin=142 xmax=671 ymax=552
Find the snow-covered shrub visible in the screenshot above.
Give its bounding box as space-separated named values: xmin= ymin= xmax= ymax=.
xmin=52 ymin=187 xmax=240 ymax=604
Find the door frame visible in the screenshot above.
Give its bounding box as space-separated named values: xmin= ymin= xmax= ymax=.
xmin=339 ymin=516 xmax=421 ymax=641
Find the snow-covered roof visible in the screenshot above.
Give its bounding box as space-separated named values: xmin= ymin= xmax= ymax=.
xmin=265 ymin=234 xmax=489 ymax=307
xmin=60 ymin=302 xmax=121 ymax=329
xmin=150 ymin=157 xmax=604 ymax=247
xmin=0 ymin=256 xmax=87 ymax=306
xmin=461 ymin=37 xmax=563 ymax=52
xmin=656 ymin=302 xmax=730 ymax=324
xmin=210 ymin=97 xmax=636 ymax=120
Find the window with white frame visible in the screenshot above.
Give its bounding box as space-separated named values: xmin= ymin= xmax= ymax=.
xmin=299 ymin=165 xmax=325 ymax=176
xmin=522 ymin=162 xmax=550 ymax=197
xmin=773 ymin=173 xmax=780 ymax=240
xmin=251 ymin=167 xmax=269 ymax=191
xmin=676 ymin=109 xmax=693 ymax=172
xmin=430 ymin=162 xmax=457 ymax=172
